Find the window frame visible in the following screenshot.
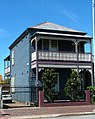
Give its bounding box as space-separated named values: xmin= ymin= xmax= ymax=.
xmin=42 ymin=39 xmax=58 ymax=51
xmin=54 ymin=73 xmax=59 ymax=92
xmin=42 ymin=39 xmax=49 ymax=51
xmin=11 ymin=76 xmax=15 ymax=93
xmin=12 ymin=50 xmax=15 ymax=66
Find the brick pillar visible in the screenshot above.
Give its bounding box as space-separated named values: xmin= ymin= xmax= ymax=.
xmin=85 ymin=90 xmax=90 ymax=105
xmin=39 ymin=90 xmax=44 ymax=107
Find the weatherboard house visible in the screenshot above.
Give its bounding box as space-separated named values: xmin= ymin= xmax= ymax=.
xmin=4 ymin=22 xmax=94 ymax=103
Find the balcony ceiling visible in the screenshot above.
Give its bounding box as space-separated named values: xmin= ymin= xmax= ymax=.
xmin=4 ymin=55 xmax=10 ymax=61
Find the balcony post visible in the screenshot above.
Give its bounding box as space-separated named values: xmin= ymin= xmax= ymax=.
xmin=75 ymin=42 xmax=78 ymax=60
xmin=90 ymin=40 xmax=92 ymax=61
xmin=75 ymin=42 xmax=79 ymax=72
xmin=35 ymin=36 xmax=38 ymax=87
xmin=91 ymin=66 xmax=94 ymax=86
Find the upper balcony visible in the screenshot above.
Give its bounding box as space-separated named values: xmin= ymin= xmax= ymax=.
xmin=4 ymin=66 xmax=10 ymax=75
xmin=4 ymin=55 xmax=10 ymax=76
xmin=31 ymin=35 xmax=92 ymax=63
xmin=32 ymin=51 xmax=92 ymax=62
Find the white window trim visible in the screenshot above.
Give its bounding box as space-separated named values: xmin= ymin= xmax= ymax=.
xmin=12 ymin=50 xmax=15 ymax=66
xmin=11 ymin=76 xmax=15 ymax=93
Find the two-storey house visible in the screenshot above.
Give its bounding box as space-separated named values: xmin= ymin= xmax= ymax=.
xmin=4 ymin=22 xmax=93 ymax=103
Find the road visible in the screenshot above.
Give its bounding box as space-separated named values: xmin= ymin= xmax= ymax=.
xmin=41 ymin=115 xmax=95 ymax=119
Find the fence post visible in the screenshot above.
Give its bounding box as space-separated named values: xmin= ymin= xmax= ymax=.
xmin=39 ymin=90 xmax=44 ymax=107
xmin=85 ymin=90 xmax=90 ymax=105
xmin=0 ymin=86 xmax=3 ymax=109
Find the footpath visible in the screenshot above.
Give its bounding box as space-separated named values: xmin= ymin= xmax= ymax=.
xmin=0 ymin=105 xmax=95 ymax=119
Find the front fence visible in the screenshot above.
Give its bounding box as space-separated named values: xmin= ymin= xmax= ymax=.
xmin=39 ymin=90 xmax=90 ymax=107
xmin=3 ymin=86 xmax=86 ymax=103
xmin=10 ymin=86 xmax=39 ymax=103
xmin=55 ymin=89 xmax=85 ymax=101
xmin=0 ymin=85 xmax=90 ymax=107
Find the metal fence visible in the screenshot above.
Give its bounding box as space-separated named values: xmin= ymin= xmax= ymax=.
xmin=55 ymin=89 xmax=86 ymax=102
xmin=1 ymin=85 xmax=86 ymax=105
xmin=10 ymin=86 xmax=43 ymax=103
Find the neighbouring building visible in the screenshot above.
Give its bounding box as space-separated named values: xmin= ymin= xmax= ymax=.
xmin=4 ymin=22 xmax=94 ymax=103
xmin=4 ymin=55 xmax=10 ymax=80
xmin=0 ymin=75 xmax=3 ymax=84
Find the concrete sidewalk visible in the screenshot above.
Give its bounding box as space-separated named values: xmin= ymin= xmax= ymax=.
xmin=0 ymin=105 xmax=95 ymax=119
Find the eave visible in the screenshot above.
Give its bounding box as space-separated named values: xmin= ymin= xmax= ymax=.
xmin=31 ymin=31 xmax=92 ymax=40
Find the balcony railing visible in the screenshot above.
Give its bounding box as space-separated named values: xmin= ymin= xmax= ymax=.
xmin=4 ymin=66 xmax=10 ymax=75
xmin=78 ymin=53 xmax=91 ymax=62
xmin=32 ymin=51 xmax=91 ymax=62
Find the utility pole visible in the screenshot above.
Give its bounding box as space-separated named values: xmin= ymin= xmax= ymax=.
xmin=92 ymin=0 xmax=95 ymax=82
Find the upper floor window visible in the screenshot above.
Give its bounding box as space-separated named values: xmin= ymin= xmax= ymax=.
xmin=42 ymin=39 xmax=58 ymax=51
xmin=50 ymin=40 xmax=58 ymax=51
xmin=12 ymin=50 xmax=14 ymax=65
xmin=43 ymin=40 xmax=49 ymax=51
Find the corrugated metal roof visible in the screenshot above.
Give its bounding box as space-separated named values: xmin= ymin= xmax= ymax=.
xmin=32 ymin=21 xmax=83 ymax=33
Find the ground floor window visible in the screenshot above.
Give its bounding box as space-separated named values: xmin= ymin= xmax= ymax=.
xmin=54 ymin=73 xmax=59 ymax=92
xmin=11 ymin=76 xmax=15 ymax=93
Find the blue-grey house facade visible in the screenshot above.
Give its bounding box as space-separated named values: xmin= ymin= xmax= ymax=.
xmin=4 ymin=22 xmax=94 ymax=102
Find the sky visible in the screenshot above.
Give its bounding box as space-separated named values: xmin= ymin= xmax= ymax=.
xmin=0 ymin=0 xmax=93 ymax=78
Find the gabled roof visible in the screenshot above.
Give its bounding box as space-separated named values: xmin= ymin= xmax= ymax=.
xmin=31 ymin=21 xmax=86 ymax=34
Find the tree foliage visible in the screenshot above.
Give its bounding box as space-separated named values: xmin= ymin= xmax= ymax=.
xmin=0 ymin=75 xmax=3 ymax=84
xmin=4 ymin=78 xmax=10 ymax=84
xmin=0 ymin=75 xmax=10 ymax=84
xmin=64 ymin=70 xmax=81 ymax=101
xmin=87 ymin=86 xmax=95 ymax=104
xmin=41 ymin=69 xmax=57 ymax=102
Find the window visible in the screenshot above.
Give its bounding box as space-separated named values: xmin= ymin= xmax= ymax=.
xmin=11 ymin=76 xmax=15 ymax=93
xmin=12 ymin=50 xmax=14 ymax=65
xmin=72 ymin=43 xmax=75 ymax=52
xmin=42 ymin=39 xmax=58 ymax=51
xmin=51 ymin=40 xmax=58 ymax=51
xmin=54 ymin=73 xmax=59 ymax=92
xmin=43 ymin=40 xmax=49 ymax=51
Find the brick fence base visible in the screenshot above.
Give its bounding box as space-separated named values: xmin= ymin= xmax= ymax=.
xmin=38 ymin=90 xmax=90 ymax=107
